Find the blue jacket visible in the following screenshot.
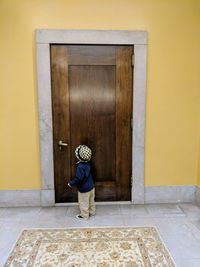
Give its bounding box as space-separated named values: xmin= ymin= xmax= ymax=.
xmin=68 ymin=162 xmax=94 ymax=193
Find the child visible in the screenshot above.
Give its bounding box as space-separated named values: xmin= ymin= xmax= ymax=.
xmin=68 ymin=145 xmax=95 ymax=219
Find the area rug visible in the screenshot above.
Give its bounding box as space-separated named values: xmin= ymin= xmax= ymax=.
xmin=4 ymin=227 xmax=176 ymax=267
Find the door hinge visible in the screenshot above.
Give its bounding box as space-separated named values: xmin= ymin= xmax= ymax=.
xmin=132 ymin=54 xmax=134 ymax=67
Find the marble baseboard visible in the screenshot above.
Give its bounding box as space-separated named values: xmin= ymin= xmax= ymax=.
xmin=0 ymin=186 xmax=198 ymax=207
xmin=0 ymin=190 xmax=40 ymax=207
xmin=41 ymin=189 xmax=55 ymax=207
xmin=145 ymin=185 xmax=196 ymax=204
xmin=195 ymin=186 xmax=200 ymax=204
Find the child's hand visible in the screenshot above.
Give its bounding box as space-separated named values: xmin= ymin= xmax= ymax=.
xmin=68 ymin=182 xmax=72 ymax=188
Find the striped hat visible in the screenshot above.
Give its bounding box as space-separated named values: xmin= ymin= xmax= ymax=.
xmin=75 ymin=145 xmax=92 ymax=162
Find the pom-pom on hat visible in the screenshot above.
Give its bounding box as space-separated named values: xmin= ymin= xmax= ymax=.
xmin=75 ymin=145 xmax=92 ymax=162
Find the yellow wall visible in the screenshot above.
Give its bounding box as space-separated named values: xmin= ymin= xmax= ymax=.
xmin=0 ymin=0 xmax=200 ymax=189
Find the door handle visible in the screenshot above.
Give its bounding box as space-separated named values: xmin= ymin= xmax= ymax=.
xmin=58 ymin=140 xmax=68 ymax=150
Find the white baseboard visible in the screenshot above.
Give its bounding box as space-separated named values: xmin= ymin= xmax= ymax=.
xmin=0 ymin=186 xmax=199 ymax=207
xmin=0 ymin=190 xmax=40 ymax=207
xmin=195 ymin=186 xmax=200 ymax=204
xmin=145 ymin=185 xmax=196 ymax=204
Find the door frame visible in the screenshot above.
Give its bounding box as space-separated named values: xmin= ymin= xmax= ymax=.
xmin=36 ymin=29 xmax=147 ymax=206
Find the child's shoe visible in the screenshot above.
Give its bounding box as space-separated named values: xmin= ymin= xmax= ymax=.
xmin=76 ymin=214 xmax=88 ymax=220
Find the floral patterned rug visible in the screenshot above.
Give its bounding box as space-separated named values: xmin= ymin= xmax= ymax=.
xmin=5 ymin=227 xmax=176 ymax=267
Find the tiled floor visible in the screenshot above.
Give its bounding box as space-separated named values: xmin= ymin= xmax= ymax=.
xmin=0 ymin=203 xmax=200 ymax=267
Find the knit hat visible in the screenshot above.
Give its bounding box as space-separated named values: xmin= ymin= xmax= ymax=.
xmin=75 ymin=145 xmax=92 ymax=162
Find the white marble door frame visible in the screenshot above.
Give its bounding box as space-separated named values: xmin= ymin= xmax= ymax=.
xmin=36 ymin=29 xmax=147 ymax=206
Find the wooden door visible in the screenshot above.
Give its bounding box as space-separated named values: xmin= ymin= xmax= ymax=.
xmin=50 ymin=45 xmax=133 ymax=202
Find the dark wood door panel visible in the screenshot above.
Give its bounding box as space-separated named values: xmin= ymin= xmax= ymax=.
xmin=95 ymin=182 xmax=117 ymax=201
xmin=66 ymin=45 xmax=116 ymax=65
xmin=69 ymin=65 xmax=116 ymax=197
xmin=116 ymin=46 xmax=133 ymax=201
xmin=51 ymin=46 xmax=71 ymax=203
xmin=50 ymin=44 xmax=133 ymax=202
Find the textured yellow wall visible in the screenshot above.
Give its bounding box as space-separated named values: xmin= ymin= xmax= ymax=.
xmin=0 ymin=0 xmax=200 ymax=189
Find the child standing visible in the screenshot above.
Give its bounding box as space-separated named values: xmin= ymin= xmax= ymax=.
xmin=68 ymin=145 xmax=95 ymax=219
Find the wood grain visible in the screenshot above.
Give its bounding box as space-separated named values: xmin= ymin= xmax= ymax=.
xmin=116 ymin=46 xmax=133 ymax=200
xmin=50 ymin=45 xmax=133 ymax=202
xmin=69 ymin=65 xmax=116 ymax=201
xmin=51 ymin=45 xmax=72 ymax=202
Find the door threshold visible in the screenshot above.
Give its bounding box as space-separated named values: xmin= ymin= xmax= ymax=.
xmin=55 ymin=201 xmax=132 ymax=207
